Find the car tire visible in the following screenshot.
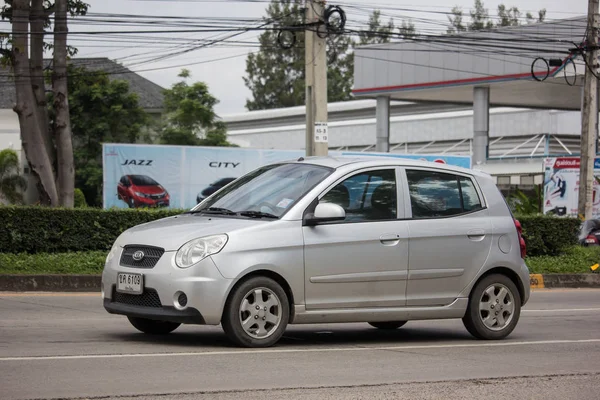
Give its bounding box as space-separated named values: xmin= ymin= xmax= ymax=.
xmin=128 ymin=198 xmax=135 ymax=208
xmin=222 ymin=276 xmax=290 ymax=348
xmin=462 ymin=274 xmax=521 ymax=340
xmin=368 ymin=321 xmax=407 ymax=330
xmin=127 ymin=317 xmax=181 ymax=335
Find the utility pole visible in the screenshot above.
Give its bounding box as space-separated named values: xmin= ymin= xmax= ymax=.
xmin=578 ymin=0 xmax=599 ymax=220
xmin=305 ymin=0 xmax=328 ymax=157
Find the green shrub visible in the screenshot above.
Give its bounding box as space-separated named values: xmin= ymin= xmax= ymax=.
xmin=74 ymin=189 xmax=88 ymax=208
xmin=526 ymin=246 xmax=600 ymax=274
xmin=517 ymin=215 xmax=581 ymax=256
xmin=0 ymin=251 xmax=107 ymax=275
xmin=0 ymin=206 xmax=181 ymax=254
xmin=0 ymin=206 xmax=584 ymax=257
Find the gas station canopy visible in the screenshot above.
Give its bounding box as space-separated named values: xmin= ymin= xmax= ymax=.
xmin=352 ymin=17 xmax=588 ymax=111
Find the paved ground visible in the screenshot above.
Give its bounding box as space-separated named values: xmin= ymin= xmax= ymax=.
xmin=0 ymin=289 xmax=599 ymax=400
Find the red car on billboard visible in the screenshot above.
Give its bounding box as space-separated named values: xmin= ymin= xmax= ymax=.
xmin=117 ymin=175 xmax=170 ymax=208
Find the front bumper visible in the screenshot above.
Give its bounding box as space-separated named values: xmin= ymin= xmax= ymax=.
xmin=104 ymin=298 xmax=205 ymax=324
xmin=102 ymin=249 xmax=234 ymax=325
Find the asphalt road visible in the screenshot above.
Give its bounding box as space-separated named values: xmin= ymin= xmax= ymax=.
xmin=1 ymin=289 xmax=599 ymax=400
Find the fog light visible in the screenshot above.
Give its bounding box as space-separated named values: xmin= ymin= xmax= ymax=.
xmin=174 ymin=291 xmax=188 ymax=309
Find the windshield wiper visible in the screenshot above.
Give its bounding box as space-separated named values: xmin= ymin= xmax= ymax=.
xmin=186 ymin=207 xmax=236 ymax=215
xmin=237 ymin=211 xmax=279 ymax=219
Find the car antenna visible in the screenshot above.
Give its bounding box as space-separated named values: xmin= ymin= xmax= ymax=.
xmin=297 ymin=157 xmax=304 ymax=162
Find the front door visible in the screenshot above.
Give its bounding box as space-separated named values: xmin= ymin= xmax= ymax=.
xmin=303 ymin=168 xmax=409 ymax=310
xmin=404 ymin=168 xmax=493 ymax=306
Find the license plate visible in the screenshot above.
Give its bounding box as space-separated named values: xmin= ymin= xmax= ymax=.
xmin=117 ymin=273 xmax=143 ymax=295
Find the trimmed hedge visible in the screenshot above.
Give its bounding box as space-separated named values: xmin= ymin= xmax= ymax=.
xmin=0 ymin=206 xmax=583 ymax=257
xmin=0 ymin=206 xmax=181 ymax=254
xmin=517 ymin=215 xmax=581 ymax=257
xmin=0 ymin=251 xmax=107 ymax=275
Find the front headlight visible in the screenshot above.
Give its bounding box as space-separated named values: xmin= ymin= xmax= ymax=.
xmin=105 ymin=243 xmax=119 ymax=264
xmin=135 ymin=191 xmax=149 ymax=198
xmin=175 ymin=234 xmax=228 ymax=268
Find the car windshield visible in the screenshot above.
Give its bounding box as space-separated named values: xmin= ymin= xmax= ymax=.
xmin=130 ymin=175 xmax=159 ymax=186
xmin=192 ymin=163 xmax=332 ymax=218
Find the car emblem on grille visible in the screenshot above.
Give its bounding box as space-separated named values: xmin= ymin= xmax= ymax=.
xmin=132 ymin=250 xmax=145 ymax=261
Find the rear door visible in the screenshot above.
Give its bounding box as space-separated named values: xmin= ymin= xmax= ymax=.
xmin=404 ymin=168 xmax=492 ymax=306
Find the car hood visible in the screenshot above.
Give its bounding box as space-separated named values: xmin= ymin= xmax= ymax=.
xmin=115 ymin=214 xmax=271 ymax=251
xmin=132 ymin=185 xmax=166 ymax=195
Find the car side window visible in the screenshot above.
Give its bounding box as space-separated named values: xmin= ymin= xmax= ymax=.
xmin=406 ymin=170 xmax=483 ymax=219
xmin=320 ymin=169 xmax=397 ymax=222
xmin=460 ymin=177 xmax=483 ymax=212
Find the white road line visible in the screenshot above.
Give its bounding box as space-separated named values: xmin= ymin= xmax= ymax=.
xmin=2 ymin=339 xmax=600 ymax=362
xmin=523 ymin=308 xmax=600 ymax=312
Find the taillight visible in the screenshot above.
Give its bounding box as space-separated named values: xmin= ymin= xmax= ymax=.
xmin=585 ymin=235 xmax=599 ymax=245
xmin=514 ymin=219 xmax=526 ymax=259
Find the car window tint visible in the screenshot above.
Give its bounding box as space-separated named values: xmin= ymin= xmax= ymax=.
xmin=460 ymin=177 xmax=483 ymax=211
xmin=320 ymin=169 xmax=397 ymax=222
xmin=407 ymin=170 xmax=463 ymax=218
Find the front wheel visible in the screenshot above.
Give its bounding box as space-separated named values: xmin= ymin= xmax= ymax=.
xmin=127 ymin=317 xmax=181 ymax=335
xmin=368 ymin=321 xmax=407 ymax=330
xmin=462 ymin=274 xmax=521 ymax=340
xmin=222 ymin=276 xmax=289 ymax=348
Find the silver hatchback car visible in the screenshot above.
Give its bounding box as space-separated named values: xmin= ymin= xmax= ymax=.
xmin=102 ymin=156 xmax=530 ymax=347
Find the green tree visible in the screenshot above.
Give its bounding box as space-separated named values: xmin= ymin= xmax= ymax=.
xmin=0 ymin=148 xmax=27 ymax=204
xmin=159 ymin=69 xmax=236 ymax=147
xmin=50 ymin=65 xmax=149 ymax=207
xmin=1 ymin=0 xmax=89 ymax=207
xmin=448 ymin=1 xmax=547 ymax=33
xmin=244 ymin=0 xmax=355 ymax=109
xmin=398 ymin=19 xmax=417 ymax=39
xmin=244 ymin=1 xmax=407 ymax=110
xmin=469 ymin=0 xmax=494 ymax=31
xmin=447 ymin=6 xmax=467 ymax=34
xmin=358 ymin=10 xmax=395 ymax=45
xmin=526 ymin=9 xmax=546 ymax=24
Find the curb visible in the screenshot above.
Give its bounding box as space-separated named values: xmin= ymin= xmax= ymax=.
xmin=0 ymin=274 xmax=101 ymax=292
xmin=1 ymin=273 xmax=600 ymax=292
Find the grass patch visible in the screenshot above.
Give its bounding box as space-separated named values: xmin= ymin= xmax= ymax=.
xmin=0 ymin=251 xmax=107 ymax=275
xmin=526 ymin=246 xmax=600 ymax=274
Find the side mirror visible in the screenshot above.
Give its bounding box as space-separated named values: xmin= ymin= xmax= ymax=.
xmin=304 ymin=203 xmax=346 ymax=226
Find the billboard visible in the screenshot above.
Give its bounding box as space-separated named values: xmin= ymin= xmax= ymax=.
xmin=102 ymin=143 xmax=471 ymax=210
xmin=543 ymin=157 xmax=600 ymax=217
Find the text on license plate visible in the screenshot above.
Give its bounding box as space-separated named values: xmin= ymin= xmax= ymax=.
xmin=117 ymin=273 xmax=143 ymax=294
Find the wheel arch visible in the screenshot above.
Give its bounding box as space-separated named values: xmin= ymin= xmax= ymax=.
xmin=223 ymin=269 xmax=296 ymax=323
xmin=471 ymin=266 xmax=527 ymax=306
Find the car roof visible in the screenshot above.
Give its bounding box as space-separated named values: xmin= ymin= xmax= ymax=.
xmin=283 ymin=155 xmax=488 ymax=178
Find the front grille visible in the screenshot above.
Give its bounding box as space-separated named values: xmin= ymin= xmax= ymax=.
xmin=149 ymin=193 xmax=165 ymax=200
xmin=113 ymin=288 xmax=162 ymax=308
xmin=119 ymin=245 xmax=164 ymax=268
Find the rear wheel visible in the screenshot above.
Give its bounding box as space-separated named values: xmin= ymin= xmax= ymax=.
xmin=463 ymin=274 xmax=521 ymax=340
xmin=127 ymin=317 xmax=180 ymax=335
xmin=368 ymin=321 xmax=407 ymax=330
xmin=222 ymin=276 xmax=289 ymax=348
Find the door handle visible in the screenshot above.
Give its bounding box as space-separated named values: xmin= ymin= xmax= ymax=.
xmin=467 ymin=229 xmax=486 ymax=241
xmin=380 ymin=234 xmax=401 ymax=245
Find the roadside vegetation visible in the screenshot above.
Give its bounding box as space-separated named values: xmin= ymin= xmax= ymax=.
xmin=0 ymin=206 xmax=596 ymax=275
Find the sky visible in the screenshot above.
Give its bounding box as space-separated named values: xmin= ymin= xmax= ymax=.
xmin=6 ymin=0 xmax=591 ymax=116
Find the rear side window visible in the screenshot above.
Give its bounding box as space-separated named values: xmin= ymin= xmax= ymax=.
xmin=406 ymin=170 xmax=482 ymax=219
xmin=460 ymin=177 xmax=483 ymax=212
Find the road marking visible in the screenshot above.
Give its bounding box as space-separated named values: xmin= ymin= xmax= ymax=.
xmin=523 ymin=308 xmax=600 ymax=313
xmin=2 ymin=339 xmax=599 ymax=362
